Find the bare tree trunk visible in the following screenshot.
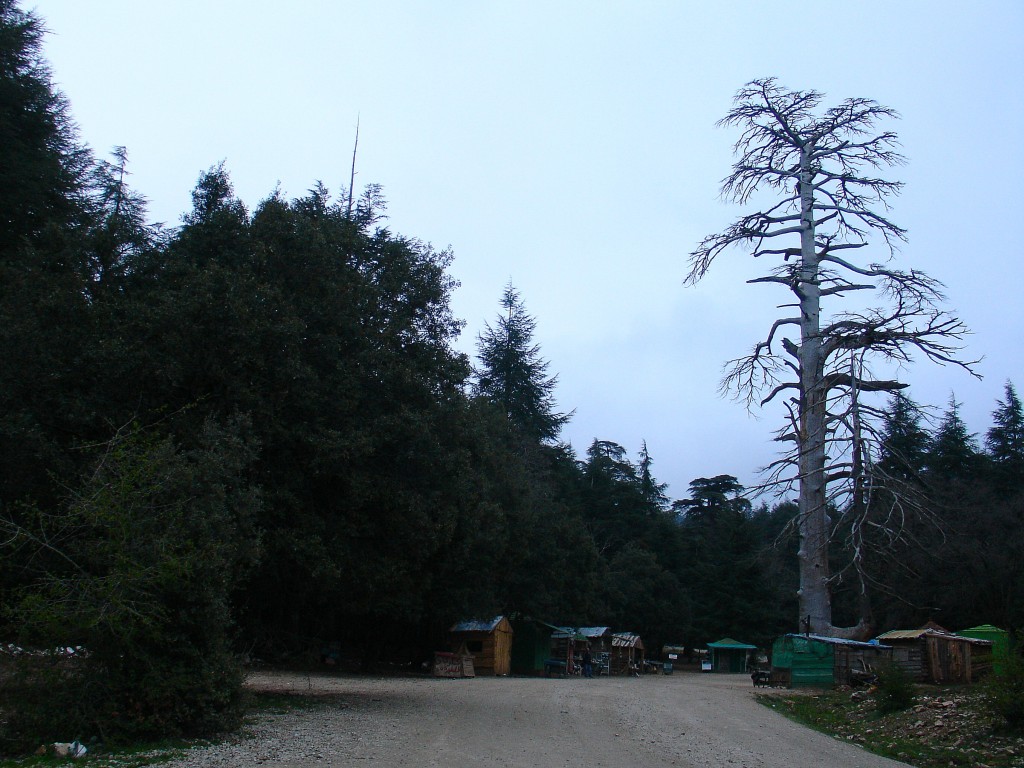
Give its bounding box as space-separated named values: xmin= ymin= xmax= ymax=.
xmin=795 ymin=143 xmax=870 ymax=640
xmin=795 ymin=142 xmax=834 ymax=635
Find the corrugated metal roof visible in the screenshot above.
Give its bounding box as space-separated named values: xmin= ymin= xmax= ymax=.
xmin=612 ymin=632 xmax=643 ymax=649
xmin=876 ymin=629 xmax=933 ymax=641
xmin=450 ymin=616 xmax=506 ymax=633
xmin=578 ymin=627 xmax=611 ymax=638
xmin=551 ymin=629 xmax=587 ymax=640
xmin=877 ymin=628 xmax=992 ymax=646
xmin=792 ymin=633 xmax=892 ymax=650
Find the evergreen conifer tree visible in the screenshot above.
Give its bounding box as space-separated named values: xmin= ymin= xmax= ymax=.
xmin=877 ymin=392 xmax=931 ymax=483
xmin=986 ymin=381 xmax=1024 ymax=488
xmin=927 ymin=396 xmax=981 ymax=480
xmin=473 ymin=283 xmax=569 ymax=443
xmin=0 ymin=0 xmax=90 ymax=255
xmin=638 ymin=440 xmax=670 ymax=512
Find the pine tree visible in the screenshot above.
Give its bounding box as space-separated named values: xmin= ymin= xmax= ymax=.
xmin=473 ymin=283 xmax=570 ymax=443
xmin=927 ymin=396 xmax=980 ymax=480
xmin=0 ymin=0 xmax=94 ymax=510
xmin=0 ymin=0 xmax=90 ymax=255
xmin=986 ymin=381 xmax=1024 ymax=488
xmin=638 ymin=440 xmax=669 ymax=512
xmin=877 ymin=392 xmax=931 ymax=483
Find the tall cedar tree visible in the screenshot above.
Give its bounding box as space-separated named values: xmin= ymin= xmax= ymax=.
xmin=687 ymin=78 xmax=975 ymax=637
xmin=877 ymin=392 xmax=931 ymax=482
xmin=474 ymin=283 xmax=570 ymax=443
xmin=987 ymin=381 xmax=1024 ymax=489
xmin=581 ymin=440 xmax=688 ymax=650
xmin=0 ymin=0 xmax=89 ymax=254
xmin=675 ymin=476 xmax=776 ymax=647
xmin=927 ymin=396 xmax=981 ymax=481
xmin=0 ymin=0 xmax=94 ymax=511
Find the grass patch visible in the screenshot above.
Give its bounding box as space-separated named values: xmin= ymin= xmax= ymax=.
xmin=758 ymin=686 xmax=1024 ymax=767
xmin=0 ymin=740 xmax=188 ymax=768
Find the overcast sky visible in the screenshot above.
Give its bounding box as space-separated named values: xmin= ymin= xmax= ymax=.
xmin=31 ymin=0 xmax=1023 ymax=500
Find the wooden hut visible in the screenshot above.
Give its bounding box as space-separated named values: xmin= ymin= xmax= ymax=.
xmin=449 ymin=616 xmax=514 ymax=676
xmin=549 ymin=626 xmax=588 ymax=675
xmin=579 ymin=627 xmax=613 ymax=654
xmin=770 ymin=634 xmax=892 ymax=688
xmin=876 ymin=628 xmax=992 ymax=684
xmin=707 ymin=638 xmax=756 ymax=673
xmin=610 ymin=632 xmax=644 ymax=675
xmin=578 ymin=627 xmax=613 ymax=675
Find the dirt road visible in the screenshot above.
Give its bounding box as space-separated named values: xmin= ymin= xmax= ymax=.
xmin=162 ymin=670 xmax=911 ymax=767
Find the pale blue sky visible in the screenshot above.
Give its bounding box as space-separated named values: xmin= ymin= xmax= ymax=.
xmin=32 ymin=0 xmax=1024 ymax=498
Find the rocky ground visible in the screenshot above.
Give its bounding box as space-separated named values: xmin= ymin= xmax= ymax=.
xmin=762 ymin=686 xmax=1024 ymax=768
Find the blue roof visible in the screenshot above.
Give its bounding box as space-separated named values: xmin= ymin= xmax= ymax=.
xmin=550 ymin=625 xmax=587 ymax=640
xmin=450 ymin=616 xmax=506 ymax=633
xmin=789 ymin=633 xmax=892 ymax=650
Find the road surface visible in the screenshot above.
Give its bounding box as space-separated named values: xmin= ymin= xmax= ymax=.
xmin=160 ymin=670 xmax=911 ymax=768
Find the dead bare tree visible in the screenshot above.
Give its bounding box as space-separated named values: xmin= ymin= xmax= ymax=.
xmin=687 ymin=78 xmax=977 ymax=638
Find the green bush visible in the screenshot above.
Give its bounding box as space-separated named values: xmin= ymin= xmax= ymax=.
xmin=1 ymin=646 xmax=249 ymax=754
xmin=0 ymin=419 xmax=259 ymax=754
xmin=983 ymin=644 xmax=1024 ymax=732
xmin=0 ymin=655 xmax=91 ymax=754
xmin=873 ymin=662 xmax=916 ymax=714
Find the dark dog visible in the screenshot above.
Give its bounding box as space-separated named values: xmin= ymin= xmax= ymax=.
xmin=751 ymin=670 xmax=771 ymax=687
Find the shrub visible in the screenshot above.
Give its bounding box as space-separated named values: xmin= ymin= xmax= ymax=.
xmin=0 ymin=419 xmax=259 ymax=754
xmin=983 ymin=644 xmax=1024 ymax=732
xmin=873 ymin=662 xmax=916 ymax=714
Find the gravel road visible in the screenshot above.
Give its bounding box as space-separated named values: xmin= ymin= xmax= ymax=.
xmin=159 ymin=670 xmax=911 ymax=768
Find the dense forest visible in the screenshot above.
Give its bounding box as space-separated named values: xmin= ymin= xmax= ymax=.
xmin=0 ymin=0 xmax=1021 ymax=748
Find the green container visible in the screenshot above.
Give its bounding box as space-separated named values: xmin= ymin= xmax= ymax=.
xmin=958 ymin=624 xmax=1010 ymax=675
xmin=771 ymin=635 xmax=835 ymax=687
xmin=510 ymin=620 xmax=552 ymax=675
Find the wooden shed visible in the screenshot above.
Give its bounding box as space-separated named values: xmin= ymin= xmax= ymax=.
xmin=876 ymin=628 xmax=992 ymax=684
xmin=449 ymin=616 xmax=514 ymax=676
xmin=770 ymin=634 xmax=892 ymax=688
xmin=610 ymin=632 xmax=644 ymax=675
xmin=549 ymin=626 xmax=588 ymax=675
xmin=579 ymin=627 xmax=613 ymax=654
xmin=708 ymin=638 xmax=757 ymax=673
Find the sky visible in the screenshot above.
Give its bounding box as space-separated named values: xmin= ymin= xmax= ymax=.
xmin=29 ymin=0 xmax=1024 ymax=501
